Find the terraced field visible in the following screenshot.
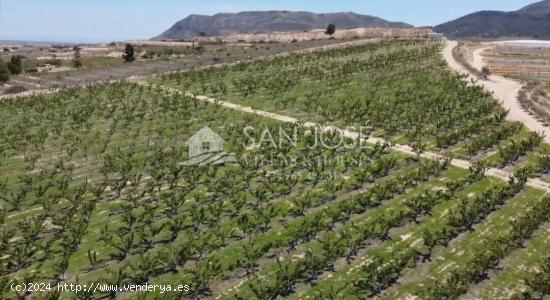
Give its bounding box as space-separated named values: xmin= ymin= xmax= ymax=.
xmin=1 ymin=40 xmax=549 ymax=299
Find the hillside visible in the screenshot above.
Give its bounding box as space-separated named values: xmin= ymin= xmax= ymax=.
xmin=153 ymin=11 xmax=413 ymax=40
xmin=434 ymin=0 xmax=550 ymax=38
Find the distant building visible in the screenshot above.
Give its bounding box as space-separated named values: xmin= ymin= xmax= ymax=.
xmin=427 ymin=32 xmax=445 ymax=40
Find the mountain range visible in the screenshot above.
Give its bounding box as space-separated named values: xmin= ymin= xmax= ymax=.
xmin=434 ymin=0 xmax=550 ymax=38
xmin=153 ymin=11 xmax=413 ymax=40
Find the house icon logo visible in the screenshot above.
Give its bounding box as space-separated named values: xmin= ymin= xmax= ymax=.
xmin=183 ymin=126 xmax=236 ymax=166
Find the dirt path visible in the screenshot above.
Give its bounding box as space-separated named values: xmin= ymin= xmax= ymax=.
xmin=443 ymin=40 xmax=550 ymax=142
xmin=143 ymin=83 xmax=550 ymax=193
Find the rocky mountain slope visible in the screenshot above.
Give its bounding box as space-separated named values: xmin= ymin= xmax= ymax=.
xmin=154 ymin=11 xmax=412 ymax=40
xmin=434 ymin=0 xmax=550 ymax=38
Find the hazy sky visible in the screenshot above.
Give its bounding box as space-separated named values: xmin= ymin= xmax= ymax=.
xmin=0 ymin=0 xmax=537 ymax=43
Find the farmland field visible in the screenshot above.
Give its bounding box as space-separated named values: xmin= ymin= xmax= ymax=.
xmin=1 ymin=40 xmax=549 ymax=300
xmin=481 ymin=41 xmax=550 ymax=126
xmin=155 ymin=41 xmax=512 ymax=148
xmin=486 ymin=41 xmax=550 ymax=83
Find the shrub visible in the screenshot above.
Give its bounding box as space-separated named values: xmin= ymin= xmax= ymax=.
xmin=123 ymin=44 xmax=135 ymax=63
xmin=325 ymin=24 xmax=336 ymax=35
xmin=481 ymin=66 xmax=491 ymax=76
xmin=72 ymin=47 xmax=82 ymax=69
xmin=8 ymin=55 xmax=24 ymax=75
xmin=0 ymin=59 xmax=10 ymax=83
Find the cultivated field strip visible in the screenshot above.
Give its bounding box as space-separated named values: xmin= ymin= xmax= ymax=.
xmin=155 ymin=41 xmax=506 ymax=148
xmin=70 ymin=154 xmax=408 ymax=282
xmin=119 ymin=159 xmax=443 ymax=297
xmin=291 ymin=175 xmax=497 ymax=299
xmin=217 ymin=161 xmax=453 ymax=299
xmin=144 ymin=83 xmax=550 ymax=193
xmin=149 ymin=41 xmax=550 ymax=192
xmin=384 ymin=188 xmax=549 ymax=299
xmin=474 ymin=223 xmax=550 ymax=299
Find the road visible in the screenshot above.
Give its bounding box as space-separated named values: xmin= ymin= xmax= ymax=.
xmin=443 ymin=40 xmax=550 ymax=142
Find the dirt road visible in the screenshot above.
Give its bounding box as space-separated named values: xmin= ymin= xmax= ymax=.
xmin=443 ymin=40 xmax=550 ymax=142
